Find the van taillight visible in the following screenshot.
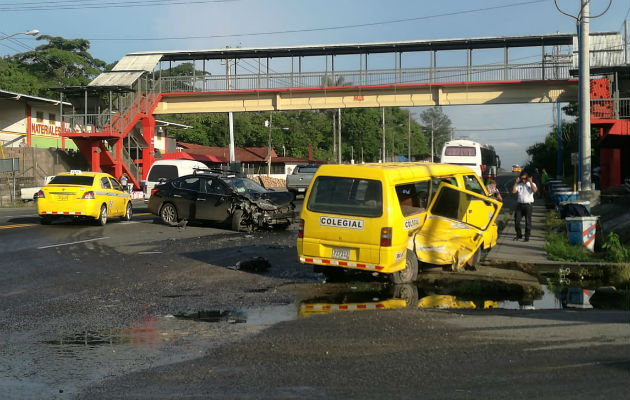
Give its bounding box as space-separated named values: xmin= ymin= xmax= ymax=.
xmin=82 ymin=191 xmax=95 ymax=199
xmin=380 ymin=227 xmax=392 ymax=247
xmin=297 ymin=219 xmax=304 ymax=238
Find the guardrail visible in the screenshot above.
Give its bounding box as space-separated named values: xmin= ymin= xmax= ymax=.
xmin=591 ymin=98 xmax=630 ymax=119
xmin=155 ymin=62 xmax=571 ymax=94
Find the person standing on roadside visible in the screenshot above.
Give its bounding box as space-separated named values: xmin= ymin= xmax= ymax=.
xmin=539 ymin=168 xmax=548 ymax=198
xmin=512 ymin=170 xmax=537 ymax=242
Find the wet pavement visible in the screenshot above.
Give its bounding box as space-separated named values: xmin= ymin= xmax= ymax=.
xmin=0 ymin=203 xmax=628 ymax=399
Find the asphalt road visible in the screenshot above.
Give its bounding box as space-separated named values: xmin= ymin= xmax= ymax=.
xmin=0 ymin=195 xmax=628 ymax=399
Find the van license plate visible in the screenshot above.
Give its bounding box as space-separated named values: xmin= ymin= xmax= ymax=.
xmin=331 ymin=247 xmax=350 ymax=260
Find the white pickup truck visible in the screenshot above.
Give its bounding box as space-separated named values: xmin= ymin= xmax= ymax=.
xmin=20 ymin=175 xmax=55 ymax=202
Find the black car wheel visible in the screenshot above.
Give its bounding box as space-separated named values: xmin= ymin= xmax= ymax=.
xmin=231 ymin=209 xmax=244 ymax=232
xmin=160 ymin=203 xmax=178 ymax=225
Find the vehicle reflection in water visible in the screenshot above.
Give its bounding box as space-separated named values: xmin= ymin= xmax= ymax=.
xmin=297 ymin=280 xmax=570 ymax=317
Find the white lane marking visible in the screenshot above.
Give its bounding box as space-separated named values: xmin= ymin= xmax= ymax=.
xmin=38 ymin=236 xmax=110 ymax=250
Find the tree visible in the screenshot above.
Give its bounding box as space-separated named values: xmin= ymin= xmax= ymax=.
xmin=3 ymin=35 xmax=106 ymax=97
xmin=419 ymin=106 xmax=452 ymax=160
xmin=525 ymin=103 xmax=599 ymax=179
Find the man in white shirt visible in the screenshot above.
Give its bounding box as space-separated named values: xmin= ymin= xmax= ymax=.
xmin=511 ymin=171 xmax=537 ymax=242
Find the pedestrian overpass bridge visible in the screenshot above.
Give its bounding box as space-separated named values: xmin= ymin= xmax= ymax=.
xmin=58 ymin=32 xmax=626 ymax=186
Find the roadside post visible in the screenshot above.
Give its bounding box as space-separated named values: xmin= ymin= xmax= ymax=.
xmin=0 ymin=158 xmax=19 ymax=204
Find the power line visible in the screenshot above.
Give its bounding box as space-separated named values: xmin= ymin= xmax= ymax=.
xmin=81 ymin=0 xmax=547 ymax=41
xmin=454 ymin=123 xmax=552 ymax=132
xmin=0 ymin=0 xmax=235 ymax=11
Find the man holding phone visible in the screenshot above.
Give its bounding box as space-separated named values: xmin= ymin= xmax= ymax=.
xmin=511 ymin=170 xmax=537 ymax=242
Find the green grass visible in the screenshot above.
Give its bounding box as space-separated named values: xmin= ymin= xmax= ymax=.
xmin=544 ymin=231 xmax=595 ymax=262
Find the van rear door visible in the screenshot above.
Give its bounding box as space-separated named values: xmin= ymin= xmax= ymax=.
xmin=301 ymin=176 xmax=384 ymax=264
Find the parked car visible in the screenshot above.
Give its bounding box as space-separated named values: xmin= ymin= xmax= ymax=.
xmin=148 ymin=169 xmax=297 ymax=231
xmin=143 ymin=159 xmax=208 ymax=202
xmin=286 ymin=164 xmax=320 ymax=199
xmin=36 ymin=171 xmax=132 ymax=225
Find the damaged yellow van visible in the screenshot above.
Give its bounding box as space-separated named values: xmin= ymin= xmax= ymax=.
xmin=296 ymin=163 xmax=501 ymax=283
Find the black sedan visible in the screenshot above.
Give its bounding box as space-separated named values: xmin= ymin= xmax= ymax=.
xmin=147 ymin=171 xmax=296 ymax=231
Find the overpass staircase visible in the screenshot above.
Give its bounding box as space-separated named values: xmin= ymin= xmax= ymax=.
xmin=61 ymin=90 xmax=160 ymax=189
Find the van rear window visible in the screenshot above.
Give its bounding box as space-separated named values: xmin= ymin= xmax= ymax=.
xmin=49 ymin=176 xmax=94 ymax=186
xmin=307 ymin=176 xmax=382 ymax=217
xmin=148 ymin=165 xmax=178 ymax=181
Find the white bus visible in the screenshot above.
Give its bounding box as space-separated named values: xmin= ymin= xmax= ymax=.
xmin=440 ymin=139 xmax=500 ymax=180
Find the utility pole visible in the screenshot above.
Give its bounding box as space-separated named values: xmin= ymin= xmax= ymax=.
xmin=430 ymin=120 xmax=434 ymax=162
xmin=578 ymin=0 xmax=591 ymax=191
xmin=381 ymin=108 xmax=386 ymax=162
xmin=226 ymin=58 xmax=235 ymax=163
xmin=407 ymin=111 xmax=411 ymax=161
xmin=337 ymin=108 xmax=342 ymax=164
xmin=266 ymin=113 xmax=273 ymax=176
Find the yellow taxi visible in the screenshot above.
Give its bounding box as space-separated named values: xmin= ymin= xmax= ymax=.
xmin=297 ymin=163 xmax=501 ymax=283
xmin=512 ymin=164 xmax=522 ymax=173
xmin=36 ymin=171 xmax=132 ymax=225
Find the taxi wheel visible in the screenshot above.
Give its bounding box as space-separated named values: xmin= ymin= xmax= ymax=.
xmin=392 ymin=251 xmax=419 ymax=284
xmin=231 ymin=209 xmax=244 ymax=232
xmin=122 ymin=202 xmax=133 ymax=221
xmin=96 ymin=204 xmax=107 ymax=226
xmin=160 ymin=203 xmax=178 ymax=225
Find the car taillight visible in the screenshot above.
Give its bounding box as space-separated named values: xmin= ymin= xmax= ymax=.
xmin=35 ymin=190 xmax=45 ymax=199
xmin=297 ymin=219 xmax=304 ymax=239
xmin=380 ymin=227 xmax=392 ymax=247
xmin=150 ymin=188 xmax=159 ymax=196
xmin=82 ymin=191 xmax=95 ymax=199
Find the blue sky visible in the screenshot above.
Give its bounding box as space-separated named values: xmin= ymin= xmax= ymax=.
xmin=1 ymin=0 xmax=627 ymax=166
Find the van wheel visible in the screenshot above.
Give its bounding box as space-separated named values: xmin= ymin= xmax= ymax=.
xmin=393 ymin=284 xmax=419 ymax=307
xmin=465 ymin=247 xmax=481 ymax=270
xmin=160 ymin=203 xmax=178 ymax=225
xmin=96 ymin=204 xmax=107 ymax=226
xmin=391 ymin=251 xmax=419 ymax=284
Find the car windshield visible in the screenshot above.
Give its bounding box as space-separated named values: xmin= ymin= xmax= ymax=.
xmin=224 ymin=177 xmax=268 ymax=194
xmin=297 ymin=166 xmax=319 ymax=173
xmin=49 ymin=175 xmax=94 ymax=186
xmin=307 ymin=176 xmax=382 ymax=217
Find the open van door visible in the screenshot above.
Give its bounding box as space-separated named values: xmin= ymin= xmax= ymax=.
xmin=412 ymin=183 xmax=501 ymax=271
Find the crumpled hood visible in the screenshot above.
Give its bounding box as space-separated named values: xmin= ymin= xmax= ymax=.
xmin=241 ymin=191 xmax=293 ymax=210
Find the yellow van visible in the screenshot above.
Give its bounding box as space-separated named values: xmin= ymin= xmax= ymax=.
xmin=296 ymin=163 xmax=501 ymax=283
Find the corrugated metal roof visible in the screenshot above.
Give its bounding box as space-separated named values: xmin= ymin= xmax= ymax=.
xmin=0 ymin=89 xmax=71 ymax=106
xmin=127 ymin=33 xmax=579 ymax=62
xmin=88 ymin=71 xmax=145 ymax=88
xmin=112 ymin=54 xmax=163 ymax=72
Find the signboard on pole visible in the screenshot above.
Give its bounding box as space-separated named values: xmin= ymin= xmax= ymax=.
xmin=0 ymin=158 xmax=19 ymax=173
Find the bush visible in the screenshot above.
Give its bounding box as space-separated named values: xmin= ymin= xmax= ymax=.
xmin=602 ymin=232 xmax=630 ymax=263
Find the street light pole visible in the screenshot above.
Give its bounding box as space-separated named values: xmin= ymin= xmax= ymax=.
xmin=0 ymin=29 xmax=39 ymax=41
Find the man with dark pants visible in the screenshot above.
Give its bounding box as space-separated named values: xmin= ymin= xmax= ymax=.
xmin=511 ymin=171 xmax=537 ymax=242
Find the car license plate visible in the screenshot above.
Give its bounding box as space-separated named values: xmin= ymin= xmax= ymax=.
xmin=331 ymin=247 xmax=350 ymax=260
xmin=298 ymin=188 xmax=305 ymax=192
xmin=57 ymin=195 xmax=68 ymax=201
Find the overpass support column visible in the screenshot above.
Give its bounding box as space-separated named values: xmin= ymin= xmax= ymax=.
xmin=140 ymin=116 xmax=155 ymax=180
xmin=90 ymin=142 xmax=101 ymax=173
